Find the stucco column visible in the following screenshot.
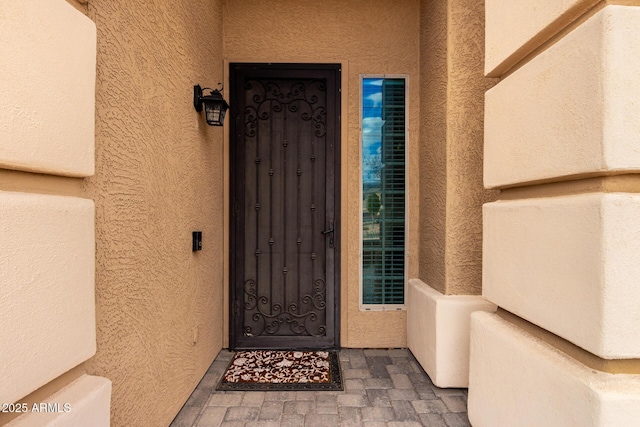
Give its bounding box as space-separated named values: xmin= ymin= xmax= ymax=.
xmin=419 ymin=0 xmax=498 ymax=297
xmin=471 ymin=2 xmax=640 ymax=425
xmin=408 ymin=0 xmax=498 ymax=388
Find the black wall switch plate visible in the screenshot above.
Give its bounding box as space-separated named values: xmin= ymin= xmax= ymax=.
xmin=192 ymin=231 xmax=202 ymax=251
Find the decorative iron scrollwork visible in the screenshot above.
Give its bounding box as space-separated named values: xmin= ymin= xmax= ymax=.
xmin=244 ymin=79 xmax=327 ymax=138
xmin=243 ymin=279 xmax=327 ymax=337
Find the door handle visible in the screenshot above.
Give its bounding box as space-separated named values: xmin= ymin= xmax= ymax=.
xmin=321 ymin=220 xmax=334 ymax=234
xmin=322 ymin=220 xmax=335 ymax=248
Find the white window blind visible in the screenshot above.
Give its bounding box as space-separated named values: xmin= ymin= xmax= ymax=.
xmin=361 ymin=77 xmax=406 ymax=308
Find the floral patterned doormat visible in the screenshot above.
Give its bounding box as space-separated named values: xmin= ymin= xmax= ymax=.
xmin=216 ymin=350 xmax=343 ymax=391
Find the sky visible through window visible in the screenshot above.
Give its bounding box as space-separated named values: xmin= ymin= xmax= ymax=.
xmin=362 ymin=78 xmax=384 ymax=184
xmin=362 ymin=77 xmax=406 ymax=306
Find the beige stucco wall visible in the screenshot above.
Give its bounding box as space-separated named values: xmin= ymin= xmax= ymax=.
xmin=485 ymin=0 xmax=599 ymax=76
xmin=0 ymin=0 xmax=96 ymax=177
xmin=6 ymin=375 xmax=111 ymax=427
xmin=0 ymin=192 xmax=96 ymax=406
xmin=419 ymin=0 xmax=497 ymax=296
xmin=419 ymin=0 xmax=447 ymax=295
xmin=469 ymin=312 xmax=640 ymax=427
xmin=0 ymin=1 xmax=110 ymax=425
xmin=79 ymin=1 xmax=226 ymax=425
xmin=223 ymin=0 xmax=421 ymax=348
xmin=485 ymin=5 xmax=640 ymax=188
xmin=485 ymin=193 xmax=640 ymax=359
xmin=473 ymin=1 xmax=640 ymax=424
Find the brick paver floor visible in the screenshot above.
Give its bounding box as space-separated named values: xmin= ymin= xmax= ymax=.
xmin=170 ymin=348 xmax=470 ymax=427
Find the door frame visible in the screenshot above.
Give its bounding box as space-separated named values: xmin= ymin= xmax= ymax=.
xmin=228 ymin=63 xmax=342 ymax=350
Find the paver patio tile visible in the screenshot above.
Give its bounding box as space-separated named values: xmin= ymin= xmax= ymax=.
xmin=387 ymin=388 xmax=418 ymax=401
xmin=259 ymin=401 xmax=284 ymax=421
xmin=391 ymin=400 xmax=419 ymax=422
xmin=363 ymin=378 xmax=393 ymax=389
xmin=195 ymin=406 xmax=226 ymax=426
xmin=387 ymin=349 xmax=411 ymax=358
xmin=348 ymin=356 xmax=369 ymax=369
xmin=388 ymin=422 xmax=424 ymax=427
xmin=283 ymin=400 xmax=314 ymax=415
xmin=441 ymin=395 xmax=467 ymax=413
xmin=366 ymin=355 xmax=392 ymax=368
xmin=340 ymin=348 xmax=365 ymax=359
xmin=171 ymin=348 xmax=471 ymax=427
xmin=184 ymin=387 xmax=212 ymax=407
xmin=431 ymin=386 xmax=467 ymax=397
xmin=264 ymin=391 xmax=297 ymax=401
xmin=415 ymin=387 xmax=438 ymax=400
xmin=315 ymin=394 xmax=338 ymax=414
xmin=343 ymin=368 xmax=373 ymax=379
xmin=304 ymin=413 xmax=340 ymax=427
xmin=411 ymin=399 xmax=448 ymax=414
xmin=199 ymin=372 xmax=220 ymax=388
xmin=366 ymin=388 xmax=392 ymax=407
xmin=224 ymin=406 xmax=260 ymax=422
xmin=419 ymin=413 xmax=448 ymax=427
xmin=295 ymin=391 xmax=317 ymax=401
xmin=345 ymin=378 xmax=365 ymax=393
xmin=443 ymin=412 xmax=472 ymax=427
xmin=337 ymin=393 xmax=368 ymax=407
xmin=170 ymin=406 xmax=200 ymax=427
xmin=390 ymin=373 xmax=413 ymax=389
xmin=364 ymin=349 xmax=390 ymax=357
xmin=250 ymin=422 xmax=280 ymax=427
xmin=409 ymin=372 xmax=429 ymax=385
xmin=208 ymin=393 xmax=244 ymax=407
xmin=315 ymin=405 xmax=338 ymax=415
xmin=368 ymin=361 xmax=392 ymax=379
xmin=361 ymin=406 xmax=396 ymax=422
xmin=338 ymin=406 xmax=362 ymax=425
xmin=242 ymin=391 xmax=266 ymax=406
xmin=316 ymin=394 xmax=337 ymax=404
xmin=216 ymin=350 xmax=235 ymax=361
xmin=264 ymin=391 xmax=296 ymax=401
xmin=413 ymin=382 xmax=436 ymax=392
xmin=386 ymin=362 xmax=415 ymax=375
xmin=280 ymin=414 xmax=304 ymax=427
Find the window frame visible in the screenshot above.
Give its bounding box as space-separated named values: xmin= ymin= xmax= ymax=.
xmin=359 ymin=74 xmax=409 ymax=312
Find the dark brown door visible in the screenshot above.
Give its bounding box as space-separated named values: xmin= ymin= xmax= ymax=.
xmin=229 ymin=63 xmax=341 ymax=349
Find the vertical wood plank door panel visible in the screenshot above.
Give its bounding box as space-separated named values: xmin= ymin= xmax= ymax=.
xmin=230 ymin=64 xmax=340 ymax=349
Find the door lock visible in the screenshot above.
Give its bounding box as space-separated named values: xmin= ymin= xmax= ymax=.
xmin=322 ymin=220 xmax=335 ymax=248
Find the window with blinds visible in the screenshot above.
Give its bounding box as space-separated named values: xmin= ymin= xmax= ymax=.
xmin=361 ymin=77 xmax=406 ymax=309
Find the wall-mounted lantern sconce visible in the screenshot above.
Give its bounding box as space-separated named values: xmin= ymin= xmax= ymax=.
xmin=193 ymin=84 xmax=229 ymax=126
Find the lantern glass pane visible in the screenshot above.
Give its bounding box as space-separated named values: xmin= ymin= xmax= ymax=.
xmin=205 ymin=103 xmax=222 ymax=125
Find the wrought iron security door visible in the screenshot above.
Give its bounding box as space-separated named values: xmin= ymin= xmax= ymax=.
xmin=230 ymin=64 xmax=340 ymax=349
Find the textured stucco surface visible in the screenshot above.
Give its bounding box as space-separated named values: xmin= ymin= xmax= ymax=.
xmin=81 ymin=1 xmax=226 ymax=426
xmin=6 ymin=375 xmax=111 ymax=427
xmin=419 ymin=0 xmax=448 ymax=296
xmin=484 ymin=193 xmax=640 ymax=359
xmin=485 ymin=0 xmax=598 ymax=76
xmin=223 ymin=0 xmax=421 ymax=348
xmin=0 ymin=0 xmax=96 ymax=177
xmin=419 ymin=0 xmax=497 ymax=295
xmin=0 ymin=191 xmax=96 ymax=406
xmin=469 ymin=312 xmax=640 ymax=427
xmin=477 ymin=0 xmax=640 ymax=422
xmin=407 ymin=279 xmax=496 ymax=388
xmin=485 ymin=6 xmax=640 ymax=188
